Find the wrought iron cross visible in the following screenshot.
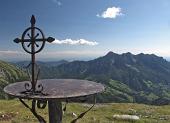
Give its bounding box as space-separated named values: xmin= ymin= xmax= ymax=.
xmin=14 ymin=15 xmax=55 ymax=93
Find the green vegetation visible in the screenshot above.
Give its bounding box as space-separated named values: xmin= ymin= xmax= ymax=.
xmin=29 ymin=52 xmax=170 ymax=105
xmin=2 ymin=53 xmax=170 ymax=122
xmin=0 ymin=60 xmax=27 ymax=99
xmin=98 ymin=80 xmax=134 ymax=103
xmin=1 ymin=99 xmax=170 ymax=123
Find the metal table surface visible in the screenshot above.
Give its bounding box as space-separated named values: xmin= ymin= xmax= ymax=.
xmin=4 ymin=79 xmax=105 ymax=123
xmin=4 ymin=79 xmax=104 ymax=99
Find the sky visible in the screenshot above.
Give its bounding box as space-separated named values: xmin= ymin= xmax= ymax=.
xmin=0 ymin=0 xmax=170 ymax=61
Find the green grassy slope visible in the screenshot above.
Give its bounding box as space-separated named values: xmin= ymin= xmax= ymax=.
xmin=0 ymin=61 xmax=27 ymax=99
xmin=1 ymin=100 xmax=170 ymax=123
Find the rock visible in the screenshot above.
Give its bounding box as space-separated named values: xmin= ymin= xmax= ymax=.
xmin=144 ymin=115 xmax=149 ymax=118
xmin=129 ymin=108 xmax=137 ymax=113
xmin=113 ymin=114 xmax=140 ymax=120
xmin=0 ymin=113 xmax=15 ymax=121
xmin=72 ymin=112 xmax=77 ymax=117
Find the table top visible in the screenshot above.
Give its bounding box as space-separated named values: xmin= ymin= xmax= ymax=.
xmin=4 ymin=79 xmax=105 ymax=99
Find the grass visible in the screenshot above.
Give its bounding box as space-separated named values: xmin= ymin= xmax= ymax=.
xmin=1 ymin=100 xmax=170 ymax=123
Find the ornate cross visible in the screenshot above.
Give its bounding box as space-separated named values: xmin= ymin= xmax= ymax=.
xmin=14 ymin=15 xmax=55 ymax=93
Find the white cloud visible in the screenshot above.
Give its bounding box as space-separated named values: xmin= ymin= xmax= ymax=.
xmin=0 ymin=50 xmax=28 ymax=61
xmin=0 ymin=50 xmax=24 ymax=55
xmin=53 ymin=38 xmax=98 ymax=46
xmin=97 ymin=6 xmax=123 ymax=19
xmin=52 ymin=0 xmax=62 ymax=6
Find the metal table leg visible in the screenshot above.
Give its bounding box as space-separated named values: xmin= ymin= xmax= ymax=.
xmin=48 ymin=100 xmax=62 ymax=123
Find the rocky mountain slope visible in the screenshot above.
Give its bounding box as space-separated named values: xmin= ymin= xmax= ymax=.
xmin=33 ymin=52 xmax=170 ymax=104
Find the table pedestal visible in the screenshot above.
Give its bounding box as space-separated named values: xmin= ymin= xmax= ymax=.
xmin=4 ymin=79 xmax=104 ymax=123
xmin=48 ymin=100 xmax=62 ymax=123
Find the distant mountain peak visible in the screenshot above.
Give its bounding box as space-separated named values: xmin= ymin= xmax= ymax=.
xmin=106 ymin=52 xmax=134 ymax=56
xmin=122 ymin=52 xmax=133 ymax=56
xmin=106 ymin=51 xmax=114 ymax=55
xmin=105 ymin=51 xmax=119 ymax=57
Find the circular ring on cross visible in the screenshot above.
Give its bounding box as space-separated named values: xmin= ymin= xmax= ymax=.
xmin=21 ymin=27 xmax=45 ymax=54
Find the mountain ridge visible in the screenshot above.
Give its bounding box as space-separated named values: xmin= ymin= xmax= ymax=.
xmin=37 ymin=51 xmax=170 ymax=104
xmin=13 ymin=52 xmax=170 ymax=105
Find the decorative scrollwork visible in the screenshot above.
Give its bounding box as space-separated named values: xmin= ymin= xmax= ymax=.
xmin=36 ymin=84 xmax=44 ymax=93
xmin=21 ymin=61 xmax=46 ymax=95
xmin=24 ymin=82 xmax=32 ymax=91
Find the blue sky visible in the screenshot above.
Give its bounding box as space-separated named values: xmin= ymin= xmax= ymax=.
xmin=0 ymin=0 xmax=170 ymax=61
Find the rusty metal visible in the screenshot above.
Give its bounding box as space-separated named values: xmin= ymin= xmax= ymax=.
xmin=19 ymin=98 xmax=47 ymax=123
xmin=4 ymin=15 xmax=105 ymax=123
xmin=4 ymin=79 xmax=104 ymax=99
xmin=4 ymin=79 xmax=104 ymax=123
xmin=71 ymin=94 xmax=96 ymax=123
xmin=13 ymin=15 xmax=55 ymax=94
xmin=12 ymin=15 xmax=55 ymax=123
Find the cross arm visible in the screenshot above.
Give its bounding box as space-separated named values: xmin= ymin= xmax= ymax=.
xmin=14 ymin=37 xmax=55 ymax=43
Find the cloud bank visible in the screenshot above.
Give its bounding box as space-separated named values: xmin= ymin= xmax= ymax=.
xmin=97 ymin=6 xmax=123 ymax=19
xmin=53 ymin=38 xmax=98 ymax=46
xmin=0 ymin=50 xmax=24 ymax=55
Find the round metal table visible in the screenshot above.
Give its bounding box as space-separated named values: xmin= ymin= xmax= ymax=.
xmin=4 ymin=79 xmax=105 ymax=123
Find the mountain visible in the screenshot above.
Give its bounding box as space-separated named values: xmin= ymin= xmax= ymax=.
xmin=14 ymin=60 xmax=68 ymax=68
xmin=0 ymin=61 xmax=27 ymax=99
xmin=33 ymin=52 xmax=170 ymax=105
xmin=14 ymin=60 xmax=68 ymax=79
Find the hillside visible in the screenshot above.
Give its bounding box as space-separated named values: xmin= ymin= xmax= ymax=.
xmin=0 ymin=61 xmax=27 ymax=99
xmin=31 ymin=52 xmax=170 ymax=105
xmin=1 ymin=99 xmax=170 ymax=123
xmin=15 ymin=60 xmax=68 ymax=68
xmin=14 ymin=60 xmax=68 ymax=79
